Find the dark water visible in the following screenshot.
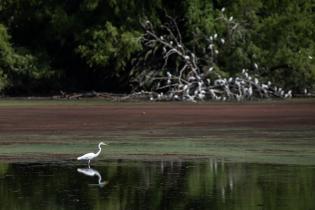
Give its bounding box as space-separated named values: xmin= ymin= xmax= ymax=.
xmin=0 ymin=160 xmax=314 ymax=210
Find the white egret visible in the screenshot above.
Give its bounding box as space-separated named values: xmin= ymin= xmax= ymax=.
xmin=254 ymin=63 xmax=258 ymax=69
xmin=262 ymin=84 xmax=269 ymax=89
xmin=248 ymin=86 xmax=253 ymax=96
xmin=77 ymin=142 xmax=108 ymax=165
xmin=254 ymin=78 xmax=259 ymax=84
xmin=285 ymin=90 xmax=292 ymax=98
xmin=188 ymin=76 xmax=196 ymax=81
xmin=198 ymin=93 xmax=205 ymax=100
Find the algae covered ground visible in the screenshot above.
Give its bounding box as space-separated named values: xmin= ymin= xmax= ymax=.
xmin=0 ymin=99 xmax=314 ymax=165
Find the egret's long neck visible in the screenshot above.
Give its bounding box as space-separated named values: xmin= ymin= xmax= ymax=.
xmin=96 ymin=144 xmax=102 ymax=156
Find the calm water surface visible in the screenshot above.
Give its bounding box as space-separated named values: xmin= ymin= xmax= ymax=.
xmin=0 ymin=160 xmax=314 ymax=210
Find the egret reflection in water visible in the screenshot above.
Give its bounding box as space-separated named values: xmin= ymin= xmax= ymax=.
xmin=77 ymin=167 xmax=108 ymax=187
xmin=1 ymin=160 xmax=315 ymax=210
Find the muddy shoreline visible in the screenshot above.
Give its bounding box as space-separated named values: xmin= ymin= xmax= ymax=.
xmin=0 ymin=100 xmax=315 ymax=163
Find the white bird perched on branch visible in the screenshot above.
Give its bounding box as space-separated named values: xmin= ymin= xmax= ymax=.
xmin=167 ymin=71 xmax=172 ymax=78
xmin=254 ymin=63 xmax=258 ymax=69
xmin=262 ymin=84 xmax=269 ymax=89
xmin=286 ymin=90 xmax=291 ymax=97
xmin=254 ymin=78 xmax=259 ymax=84
xmin=221 ymin=7 xmax=225 ymax=12
xmin=77 ymin=142 xmax=108 ymax=166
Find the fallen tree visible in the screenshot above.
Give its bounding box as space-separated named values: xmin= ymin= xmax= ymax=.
xmin=130 ymin=10 xmax=293 ymax=102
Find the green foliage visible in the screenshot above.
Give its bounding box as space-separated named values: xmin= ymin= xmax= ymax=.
xmin=184 ymin=0 xmax=215 ymax=34
xmin=0 ymin=24 xmax=10 ymax=91
xmin=76 ymin=22 xmax=141 ymax=72
xmin=77 ymin=22 xmax=119 ymax=68
xmin=0 ymin=23 xmax=58 ymax=94
xmin=0 ymin=0 xmax=314 ymax=94
xmin=223 ymin=0 xmax=315 ymax=90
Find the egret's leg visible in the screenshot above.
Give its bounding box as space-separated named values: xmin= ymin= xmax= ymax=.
xmin=88 ymin=160 xmax=91 ymax=167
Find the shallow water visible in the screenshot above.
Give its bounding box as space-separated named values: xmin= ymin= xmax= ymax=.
xmin=0 ymin=160 xmax=314 ymax=210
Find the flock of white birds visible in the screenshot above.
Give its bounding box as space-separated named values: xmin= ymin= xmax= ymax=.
xmin=135 ymin=8 xmax=314 ymax=102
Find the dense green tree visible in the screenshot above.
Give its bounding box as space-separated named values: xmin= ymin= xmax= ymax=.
xmin=0 ymin=0 xmax=314 ymax=95
xmin=0 ymin=23 xmax=57 ymax=94
xmin=221 ymin=0 xmax=315 ymax=90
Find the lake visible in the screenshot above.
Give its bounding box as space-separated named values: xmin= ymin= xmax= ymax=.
xmin=1 ymin=100 xmax=315 ymax=210
xmin=1 ymin=159 xmax=314 ymax=210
